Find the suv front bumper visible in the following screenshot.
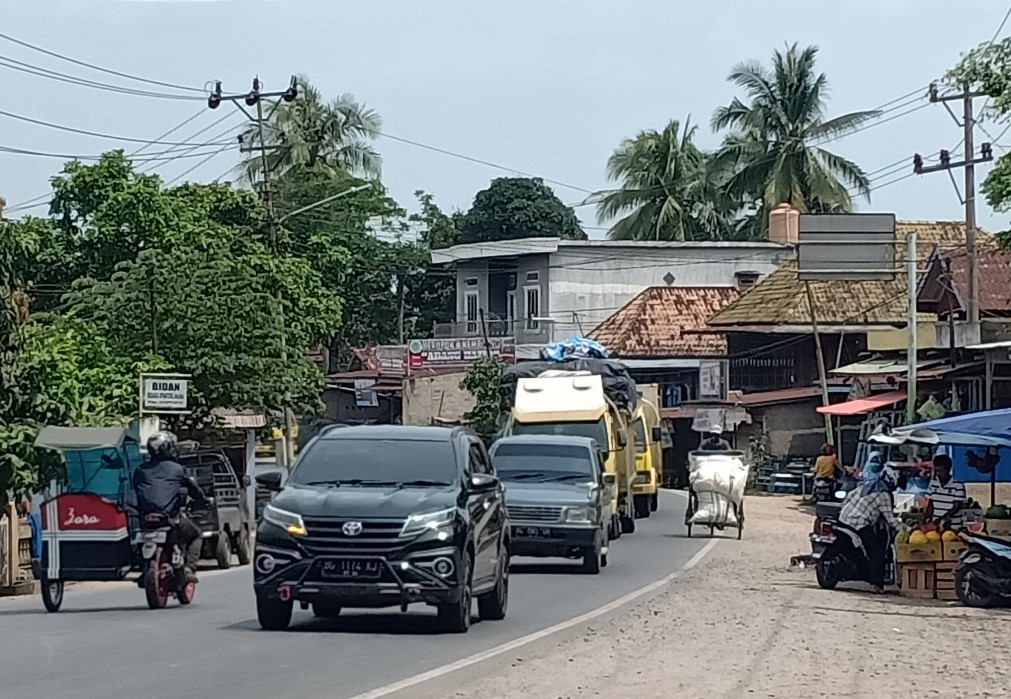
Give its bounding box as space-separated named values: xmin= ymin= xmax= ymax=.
xmin=253 ymin=543 xmax=465 ymax=609
xmin=510 ymin=523 xmax=598 ymax=557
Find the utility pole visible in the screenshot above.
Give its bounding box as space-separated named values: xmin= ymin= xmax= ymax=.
xmin=804 ymin=281 xmax=834 ymax=446
xmin=208 ymin=77 xmax=298 ymax=466
xmin=906 ymin=232 xmax=918 ymax=424
xmin=913 ymin=83 xmax=993 ymax=325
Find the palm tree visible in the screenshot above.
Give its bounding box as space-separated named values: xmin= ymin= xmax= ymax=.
xmin=595 ymin=118 xmax=738 ymax=241
xmin=241 ymin=75 xmax=382 ymax=182
xmin=711 ymin=44 xmax=878 ymax=226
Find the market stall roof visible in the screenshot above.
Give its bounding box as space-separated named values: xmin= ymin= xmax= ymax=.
xmin=830 ymin=356 xmax=941 ymax=376
xmin=884 ymin=408 xmax=1011 ymax=448
xmin=34 ymin=426 xmax=131 ymax=450
xmin=815 ymin=390 xmax=907 ymax=416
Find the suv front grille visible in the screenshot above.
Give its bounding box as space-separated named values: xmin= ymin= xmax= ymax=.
xmin=301 ymin=517 xmax=406 ymax=555
xmin=507 ymin=505 xmax=562 ymax=523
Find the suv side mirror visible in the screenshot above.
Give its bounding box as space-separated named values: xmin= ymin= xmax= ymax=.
xmin=255 ymin=472 xmax=283 ymax=492
xmin=651 ymin=427 xmax=662 ymax=442
xmin=602 ymin=472 xmax=617 ymax=486
xmin=470 ymin=473 xmax=499 ymax=493
xmin=242 ymin=475 xmax=252 ymax=488
xmin=597 ymin=449 xmax=608 ymax=466
xmin=617 ymin=430 xmax=628 ymax=449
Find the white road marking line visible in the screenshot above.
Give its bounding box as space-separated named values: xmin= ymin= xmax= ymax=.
xmin=346 ymin=535 xmax=721 ymax=699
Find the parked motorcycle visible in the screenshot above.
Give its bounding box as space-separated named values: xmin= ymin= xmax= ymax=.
xmin=136 ymin=514 xmax=196 ymax=609
xmin=814 ymin=519 xmax=895 ymax=589
xmin=954 ymin=533 xmax=1011 ymax=608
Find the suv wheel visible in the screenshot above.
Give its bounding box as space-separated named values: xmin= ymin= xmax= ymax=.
xmin=257 ymin=596 xmax=293 ymax=631
xmin=438 ymin=555 xmax=472 ymax=633
xmin=477 ymin=549 xmax=509 ymax=621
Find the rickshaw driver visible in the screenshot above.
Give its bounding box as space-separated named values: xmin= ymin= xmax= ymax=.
xmin=133 ymin=431 xmax=208 ymax=583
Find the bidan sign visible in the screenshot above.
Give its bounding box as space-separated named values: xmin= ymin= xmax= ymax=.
xmin=140 ymin=372 xmax=191 ymax=413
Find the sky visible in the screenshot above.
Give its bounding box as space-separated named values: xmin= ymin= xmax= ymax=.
xmin=2 ymin=0 xmax=1011 ymax=237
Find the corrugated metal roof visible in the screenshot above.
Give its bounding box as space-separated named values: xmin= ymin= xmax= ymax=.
xmin=590 ymin=286 xmax=740 ymax=358
xmin=708 ymin=221 xmax=980 ymax=327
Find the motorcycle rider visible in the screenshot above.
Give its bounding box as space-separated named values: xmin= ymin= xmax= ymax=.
xmin=838 ymin=454 xmax=897 ymax=593
xmin=133 ymin=431 xmax=207 ymax=582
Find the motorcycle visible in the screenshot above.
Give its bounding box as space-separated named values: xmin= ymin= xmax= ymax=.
xmin=814 ymin=519 xmax=895 ymax=590
xmin=954 ymin=533 xmax=1011 ymax=608
xmin=813 ymin=478 xmax=836 ymax=503
xmin=136 ymin=512 xmax=196 ymax=609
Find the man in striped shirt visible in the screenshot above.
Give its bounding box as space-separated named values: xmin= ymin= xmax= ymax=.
xmin=926 ymin=454 xmax=966 ymax=527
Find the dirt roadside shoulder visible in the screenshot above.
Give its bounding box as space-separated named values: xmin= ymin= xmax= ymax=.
xmin=417 ymin=495 xmax=1011 ymax=699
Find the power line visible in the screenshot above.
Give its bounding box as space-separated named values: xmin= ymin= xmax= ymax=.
xmin=0 ymin=142 xmax=232 ymax=162
xmin=0 ymin=31 xmax=205 ymax=94
xmin=0 ymin=107 xmax=235 ymax=146
xmin=0 ymin=54 xmax=203 ymax=101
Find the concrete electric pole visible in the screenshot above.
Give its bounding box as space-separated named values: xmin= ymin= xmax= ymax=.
xmin=913 ymin=83 xmax=993 ymax=325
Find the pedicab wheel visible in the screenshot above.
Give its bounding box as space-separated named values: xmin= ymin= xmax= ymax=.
xmin=41 ymin=580 xmax=64 ymax=613
xmin=145 ymin=564 xmax=169 ymax=609
xmin=686 ymin=523 xmax=693 ymax=538
xmin=236 ymin=528 xmax=252 ymax=566
xmin=735 ymin=503 xmax=744 ymax=540
xmin=215 ymin=534 xmax=233 ymax=569
xmin=709 ymin=526 xmax=715 ymax=536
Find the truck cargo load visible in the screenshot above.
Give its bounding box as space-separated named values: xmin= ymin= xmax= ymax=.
xmin=500 ymin=359 xmax=638 ymax=412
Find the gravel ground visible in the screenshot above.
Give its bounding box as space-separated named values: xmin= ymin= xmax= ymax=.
xmin=435 ymin=494 xmax=1011 ymax=699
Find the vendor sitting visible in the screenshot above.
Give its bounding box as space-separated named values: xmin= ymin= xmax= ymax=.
xmin=699 ymin=425 xmax=731 ymax=451
xmin=925 ymin=454 xmax=967 ymax=527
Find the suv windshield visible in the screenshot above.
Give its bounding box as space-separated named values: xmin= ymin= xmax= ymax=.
xmin=290 ymin=438 xmax=456 ymax=487
xmin=492 ymin=443 xmax=595 ymax=483
xmin=511 ymin=419 xmax=608 ymax=449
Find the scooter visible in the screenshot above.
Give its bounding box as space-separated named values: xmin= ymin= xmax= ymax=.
xmin=136 ymin=513 xmax=196 ymax=609
xmin=814 ymin=519 xmax=895 ymax=590
xmin=813 ymin=478 xmax=836 ymax=503
xmin=954 ymin=533 xmax=1011 ymax=608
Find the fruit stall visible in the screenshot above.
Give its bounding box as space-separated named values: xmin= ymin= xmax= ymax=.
xmin=894 ymin=515 xmax=978 ymax=601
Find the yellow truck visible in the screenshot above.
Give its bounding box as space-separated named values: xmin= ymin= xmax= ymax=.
xmin=631 ymin=384 xmax=663 ymax=518
xmin=504 ymin=372 xmax=638 ymax=538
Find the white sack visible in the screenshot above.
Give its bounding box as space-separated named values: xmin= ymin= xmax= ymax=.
xmin=690 ymin=490 xmax=739 ymax=526
xmin=689 ymin=454 xmax=748 ymax=505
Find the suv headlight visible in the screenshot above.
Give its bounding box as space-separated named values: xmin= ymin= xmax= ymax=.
xmin=401 ymin=507 xmax=455 ymax=537
xmin=263 ymin=504 xmax=307 ymax=537
xmin=563 ymin=506 xmax=590 ymax=523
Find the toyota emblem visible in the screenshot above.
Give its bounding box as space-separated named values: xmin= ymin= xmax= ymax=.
xmin=342 ymin=521 xmax=363 ymax=537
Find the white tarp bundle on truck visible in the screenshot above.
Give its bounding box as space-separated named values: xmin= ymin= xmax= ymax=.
xmin=688 ymin=453 xmax=748 ymax=526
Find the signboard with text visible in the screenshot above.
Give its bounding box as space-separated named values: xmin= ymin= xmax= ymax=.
xmin=407 ymin=337 xmax=515 ymax=372
xmin=140 ymin=373 xmax=191 ymax=414
xmin=698 ymin=360 xmax=726 ymax=400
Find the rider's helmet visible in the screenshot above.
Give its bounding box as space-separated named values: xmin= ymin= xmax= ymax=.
xmin=146 ymin=430 xmax=179 ymax=461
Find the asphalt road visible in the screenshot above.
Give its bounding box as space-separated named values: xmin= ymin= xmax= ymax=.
xmin=0 ymin=491 xmax=711 ymax=699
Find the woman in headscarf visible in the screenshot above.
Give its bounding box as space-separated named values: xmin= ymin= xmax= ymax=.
xmin=838 ymin=453 xmax=897 ymax=592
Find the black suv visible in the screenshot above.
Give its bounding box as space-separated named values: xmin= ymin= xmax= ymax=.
xmin=253 ymin=425 xmax=509 ymax=633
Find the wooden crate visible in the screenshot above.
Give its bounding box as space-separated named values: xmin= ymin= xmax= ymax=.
xmin=896 ymin=541 xmax=942 ymax=563
xmin=942 ymin=540 xmax=967 ymax=562
xmin=935 ymin=562 xmax=958 ymax=601
xmin=899 ymin=562 xmax=937 ymax=599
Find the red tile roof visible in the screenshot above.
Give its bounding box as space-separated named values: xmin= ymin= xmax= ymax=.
xmin=590 ymin=286 xmax=739 ymax=358
xmin=939 ymin=245 xmax=1011 ymax=314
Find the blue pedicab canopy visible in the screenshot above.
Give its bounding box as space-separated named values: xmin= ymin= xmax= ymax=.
xmin=34 ymin=426 xmax=143 ymax=502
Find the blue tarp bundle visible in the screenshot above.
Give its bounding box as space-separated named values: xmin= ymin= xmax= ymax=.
xmin=540 ymin=336 xmax=609 ymax=361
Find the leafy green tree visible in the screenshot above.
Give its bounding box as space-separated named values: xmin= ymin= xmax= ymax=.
xmin=947 ymin=38 xmax=1011 ymax=232
xmin=459 ymin=177 xmax=586 ymax=244
xmin=242 ymin=75 xmax=382 ymax=182
xmin=596 ymin=118 xmax=741 ymax=241
xmin=712 ymin=44 xmax=879 ymax=230
xmin=403 ymin=191 xmax=459 ymax=336
xmin=460 ymin=356 xmax=508 ymax=441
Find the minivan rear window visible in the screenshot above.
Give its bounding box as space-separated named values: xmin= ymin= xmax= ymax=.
xmin=290 ymin=439 xmax=456 ymax=486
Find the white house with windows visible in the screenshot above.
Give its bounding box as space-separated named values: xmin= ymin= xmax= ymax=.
xmin=429 ymin=237 xmax=794 ymax=356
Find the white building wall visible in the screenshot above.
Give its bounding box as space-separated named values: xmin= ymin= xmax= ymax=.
xmin=546 ymin=244 xmax=793 ymax=338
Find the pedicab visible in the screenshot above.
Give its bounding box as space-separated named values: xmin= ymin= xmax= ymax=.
xmin=32 ymin=426 xmax=144 ymax=612
xmin=684 ymin=450 xmax=749 ymax=539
